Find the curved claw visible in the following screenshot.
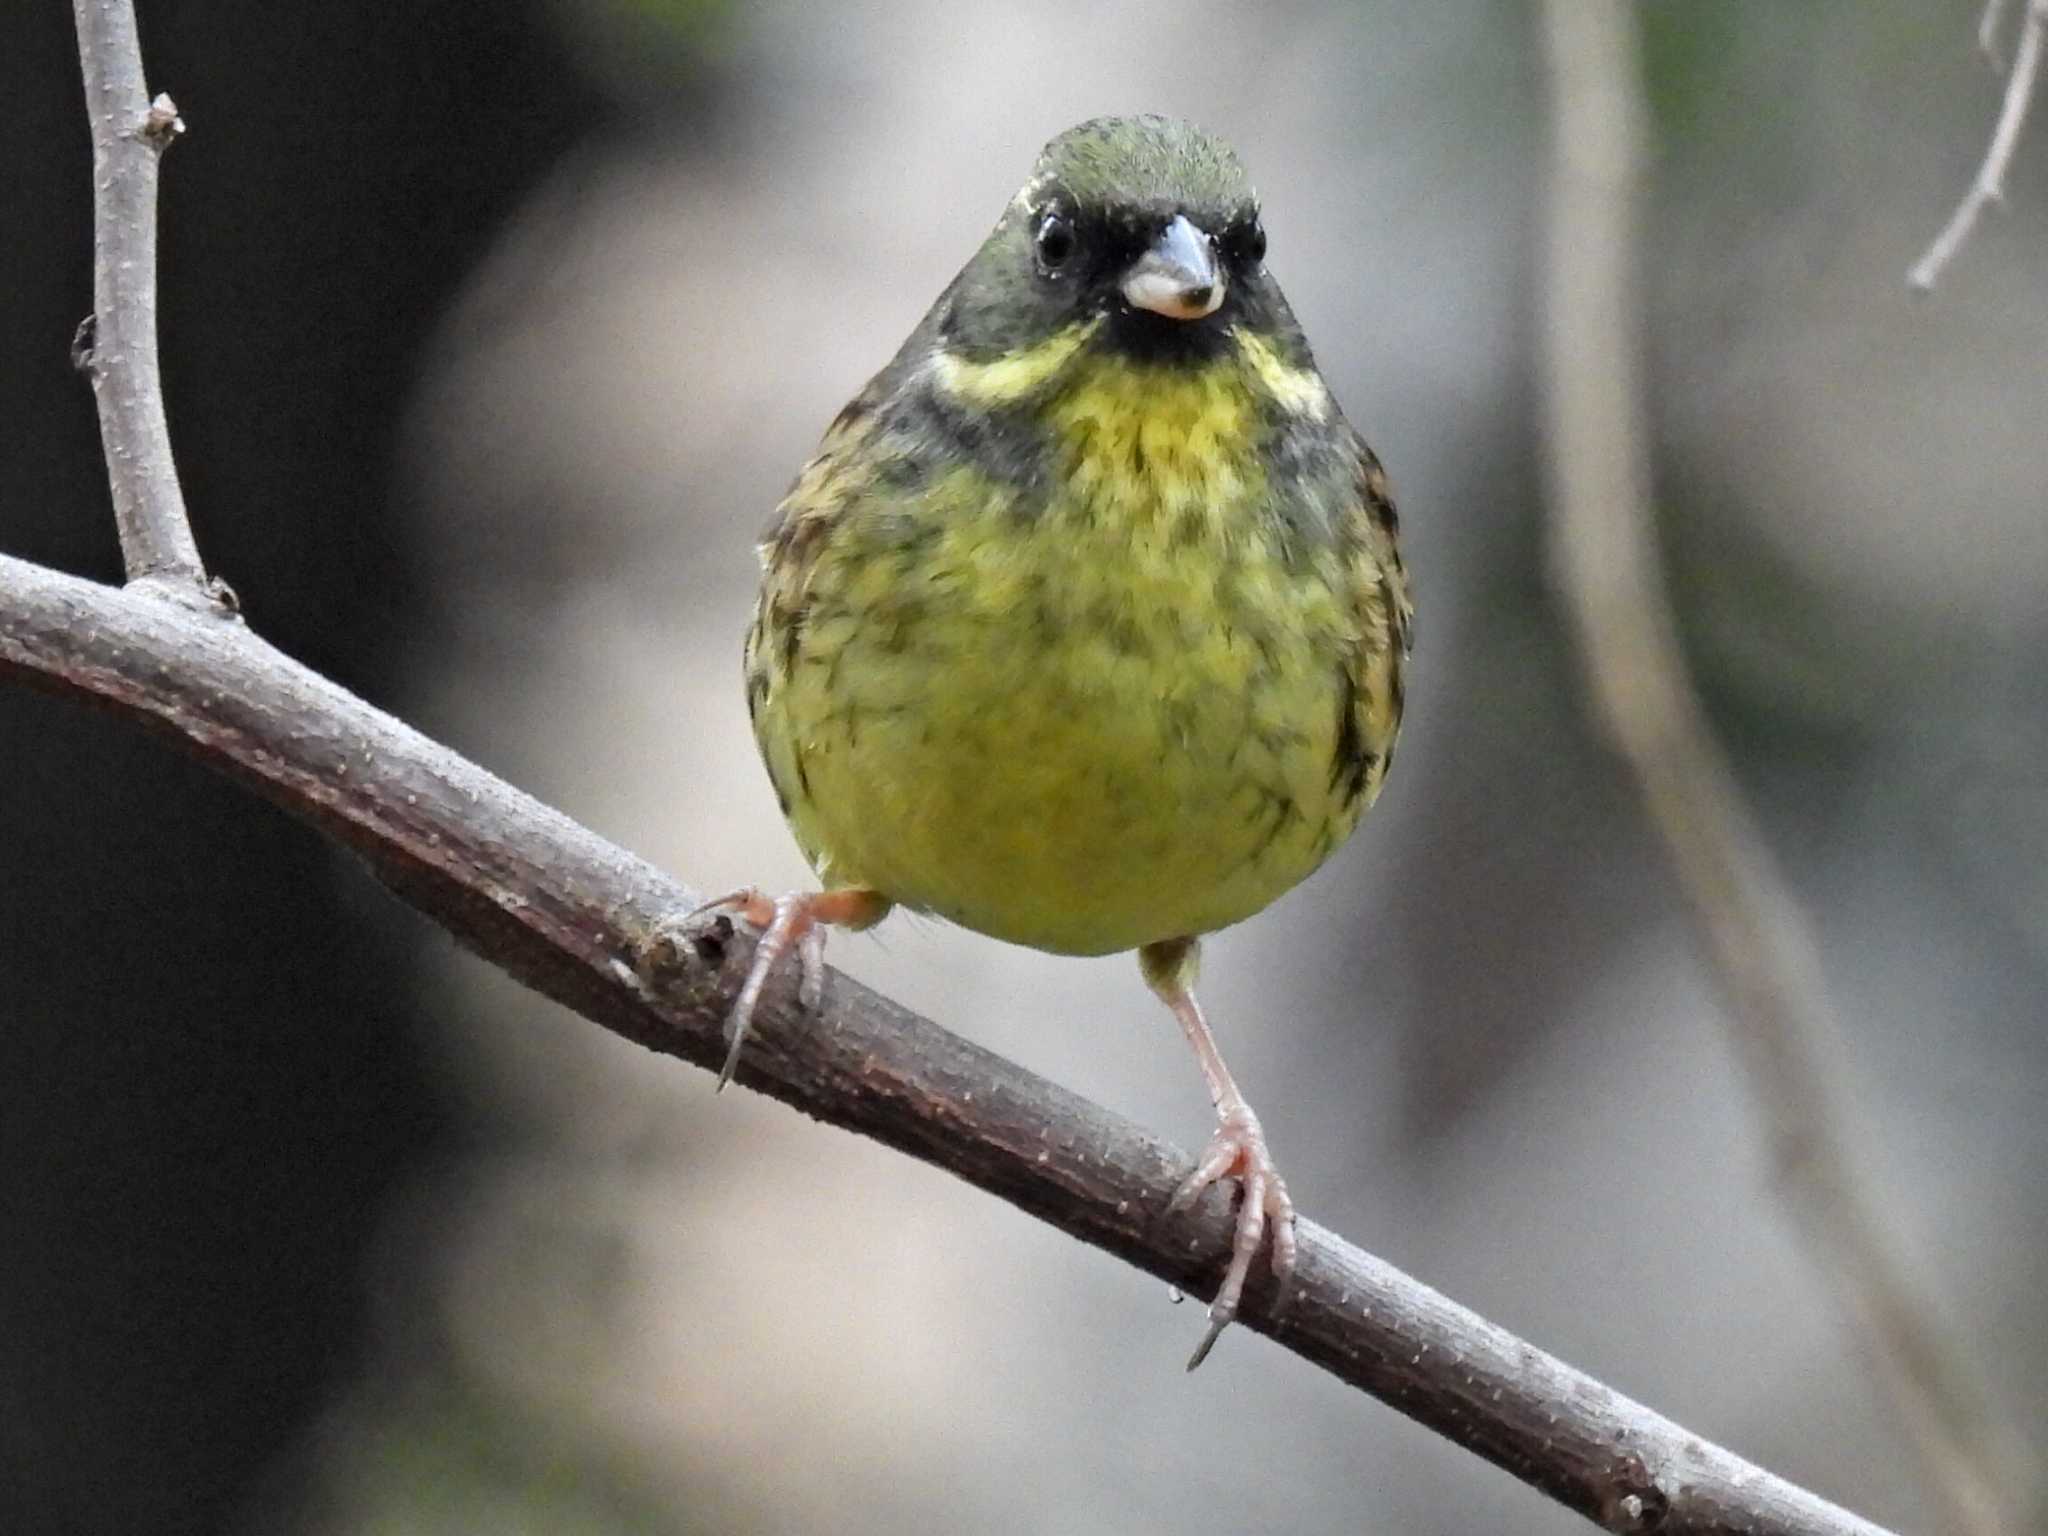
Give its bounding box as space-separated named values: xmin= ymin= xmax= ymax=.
xmin=1186 ymin=1311 xmax=1232 ymax=1373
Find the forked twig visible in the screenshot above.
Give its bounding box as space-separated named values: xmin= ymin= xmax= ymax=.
xmin=1911 ymin=0 xmax=2048 ymax=290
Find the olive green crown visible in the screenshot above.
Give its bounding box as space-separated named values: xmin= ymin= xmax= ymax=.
xmin=1024 ymin=115 xmax=1253 ymax=216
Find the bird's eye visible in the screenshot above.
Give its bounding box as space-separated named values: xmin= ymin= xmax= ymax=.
xmin=1228 ymin=217 xmax=1267 ymax=267
xmin=1034 ymin=212 xmax=1077 ymax=273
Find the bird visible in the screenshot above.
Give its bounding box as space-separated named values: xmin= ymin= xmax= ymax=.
xmin=693 ymin=114 xmax=1411 ymax=1366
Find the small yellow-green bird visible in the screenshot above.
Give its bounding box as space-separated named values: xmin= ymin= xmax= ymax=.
xmin=701 ymin=114 xmax=1411 ymax=1365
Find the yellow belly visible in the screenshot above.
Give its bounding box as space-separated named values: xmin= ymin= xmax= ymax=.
xmin=762 ymin=481 xmax=1362 ymax=956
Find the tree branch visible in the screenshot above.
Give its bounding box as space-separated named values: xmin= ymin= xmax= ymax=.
xmin=1910 ymin=0 xmax=2048 ymax=291
xmin=2 ymin=553 xmax=1897 ymax=1536
xmin=1538 ymin=6 xmax=2033 ymax=1535
xmin=71 ymin=0 xmax=211 ymax=594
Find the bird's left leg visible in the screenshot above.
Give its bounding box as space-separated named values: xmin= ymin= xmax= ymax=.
xmin=1140 ymin=936 xmax=1299 ymax=1369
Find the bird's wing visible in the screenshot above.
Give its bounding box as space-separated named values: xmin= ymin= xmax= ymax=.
xmin=1333 ymin=436 xmax=1412 ymax=812
xmin=743 ymin=381 xmax=885 ymax=733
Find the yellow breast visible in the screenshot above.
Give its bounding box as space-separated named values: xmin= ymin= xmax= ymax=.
xmin=752 ymin=326 xmax=1369 ymax=956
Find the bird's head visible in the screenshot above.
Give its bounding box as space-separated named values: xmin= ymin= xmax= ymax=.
xmin=941 ymin=115 xmax=1277 ymax=367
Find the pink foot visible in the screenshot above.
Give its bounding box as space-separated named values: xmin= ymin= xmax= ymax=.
xmin=1168 ymin=1099 xmax=1298 ymax=1370
xmin=675 ymin=886 xmax=887 ymax=1089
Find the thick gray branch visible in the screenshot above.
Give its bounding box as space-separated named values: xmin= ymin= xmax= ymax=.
xmin=72 ymin=0 xmax=208 ymax=590
xmin=0 ymin=554 xmax=1895 ymax=1536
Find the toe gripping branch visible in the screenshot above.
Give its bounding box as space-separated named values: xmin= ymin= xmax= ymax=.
xmin=673 ymin=886 xmax=888 ymax=1089
xmin=1170 ymin=1100 xmax=1300 ymax=1369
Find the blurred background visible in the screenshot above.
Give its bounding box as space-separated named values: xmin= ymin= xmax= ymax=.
xmin=4 ymin=2 xmax=2044 ymax=1532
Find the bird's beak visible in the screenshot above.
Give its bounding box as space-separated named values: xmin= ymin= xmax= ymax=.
xmin=1120 ymin=213 xmax=1225 ymax=321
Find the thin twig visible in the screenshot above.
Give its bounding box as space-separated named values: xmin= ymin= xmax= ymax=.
xmin=1911 ymin=0 xmax=2048 ymax=290
xmin=72 ymin=0 xmax=211 ymax=594
xmin=0 ymin=555 xmax=1898 ymax=1536
xmin=1538 ymin=6 xmax=2033 ymax=1536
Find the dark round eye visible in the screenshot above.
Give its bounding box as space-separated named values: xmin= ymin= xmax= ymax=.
xmin=1230 ymin=218 xmax=1267 ymax=266
xmin=1034 ymin=211 xmax=1077 ymax=272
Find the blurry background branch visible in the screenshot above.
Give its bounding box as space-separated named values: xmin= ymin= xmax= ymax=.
xmin=1911 ymin=0 xmax=2047 ymax=289
xmin=0 ymin=4 xmax=1929 ymax=1535
xmin=1539 ymin=5 xmax=2035 ymax=1536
